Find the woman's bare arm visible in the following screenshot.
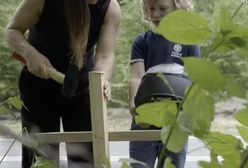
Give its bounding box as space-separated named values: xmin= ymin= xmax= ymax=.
xmin=4 ymin=0 xmax=53 ymax=79
xmin=93 ymin=0 xmax=121 ymax=80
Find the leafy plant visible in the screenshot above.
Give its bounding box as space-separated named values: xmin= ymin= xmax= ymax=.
xmin=0 ymin=0 xmax=22 ymax=100
xmin=135 ymin=2 xmax=248 ymax=168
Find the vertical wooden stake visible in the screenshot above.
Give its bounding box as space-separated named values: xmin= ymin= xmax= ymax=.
xmin=89 ymin=71 xmax=109 ymax=168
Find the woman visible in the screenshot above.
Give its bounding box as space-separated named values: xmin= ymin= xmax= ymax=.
xmin=4 ymin=0 xmax=121 ymax=167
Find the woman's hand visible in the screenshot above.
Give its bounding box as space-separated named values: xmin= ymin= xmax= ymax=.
xmin=26 ymin=52 xmax=54 ymax=79
xmin=103 ymin=80 xmax=111 ymax=100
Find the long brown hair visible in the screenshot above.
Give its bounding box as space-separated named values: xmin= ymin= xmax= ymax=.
xmin=64 ymin=0 xmax=90 ymax=69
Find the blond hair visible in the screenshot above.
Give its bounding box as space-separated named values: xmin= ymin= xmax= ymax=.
xmin=142 ymin=0 xmax=194 ymax=20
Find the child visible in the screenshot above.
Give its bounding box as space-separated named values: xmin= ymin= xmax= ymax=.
xmin=129 ymin=0 xmax=200 ymax=167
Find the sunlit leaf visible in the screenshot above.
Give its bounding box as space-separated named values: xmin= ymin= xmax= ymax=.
xmin=135 ymin=100 xmax=177 ymax=128
xmin=179 ymin=84 xmax=215 ymax=138
xmin=156 ymin=10 xmax=211 ymax=45
xmin=183 ymin=57 xmax=226 ymax=91
xmin=235 ymin=108 xmax=248 ymax=127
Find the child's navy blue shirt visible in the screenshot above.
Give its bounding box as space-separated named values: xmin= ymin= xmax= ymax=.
xmin=131 ymin=30 xmax=200 ymax=72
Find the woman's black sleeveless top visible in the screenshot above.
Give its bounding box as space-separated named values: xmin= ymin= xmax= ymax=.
xmin=19 ymin=0 xmax=111 ymax=95
xmin=28 ymin=0 xmax=111 ymax=73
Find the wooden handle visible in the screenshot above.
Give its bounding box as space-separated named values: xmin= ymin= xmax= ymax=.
xmin=46 ymin=67 xmax=64 ymax=84
xmin=13 ymin=52 xmax=64 ymax=84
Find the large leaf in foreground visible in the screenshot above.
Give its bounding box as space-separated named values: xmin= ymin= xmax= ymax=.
xmin=135 ymin=100 xmax=177 ymax=128
xmin=183 ymin=57 xmax=226 ymax=91
xmin=161 ymin=123 xmax=188 ymax=153
xmin=156 ymin=10 xmax=211 ymax=45
xmin=179 ymin=84 xmax=215 ymax=138
xmin=203 ymin=132 xmax=243 ymax=168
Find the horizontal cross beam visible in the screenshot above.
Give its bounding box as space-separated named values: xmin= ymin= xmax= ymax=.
xmin=34 ymin=130 xmax=161 ymax=143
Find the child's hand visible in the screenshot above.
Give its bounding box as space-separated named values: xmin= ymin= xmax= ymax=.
xmin=103 ymin=80 xmax=111 ymax=100
xmin=129 ymin=106 xmax=136 ymax=117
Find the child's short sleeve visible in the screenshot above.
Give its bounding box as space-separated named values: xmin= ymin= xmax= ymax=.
xmin=131 ymin=34 xmax=145 ymax=64
xmin=188 ymin=45 xmax=201 ymax=57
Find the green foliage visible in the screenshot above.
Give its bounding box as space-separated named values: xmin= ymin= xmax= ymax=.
xmin=161 ymin=123 xmax=189 ymax=153
xmin=31 ymin=156 xmax=56 ymax=168
xmin=135 ymin=100 xmax=177 ymax=128
xmin=156 ymin=10 xmax=211 ymax=45
xmin=199 ymin=152 xmax=223 ymax=168
xmin=0 ymin=0 xmax=22 ymax=100
xmin=163 ymin=157 xmax=175 ymax=168
xmin=203 ymin=132 xmax=243 ymax=168
xmin=183 ymin=58 xmax=226 ymax=91
xmin=137 ymin=2 xmax=248 ymax=168
xmin=0 ymin=96 xmax=23 ymax=117
xmin=180 ymin=84 xmax=215 ymax=138
xmin=235 ymin=108 xmax=248 ymax=127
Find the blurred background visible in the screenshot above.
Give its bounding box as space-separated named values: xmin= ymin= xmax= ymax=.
xmin=0 ymin=0 xmax=247 ymax=108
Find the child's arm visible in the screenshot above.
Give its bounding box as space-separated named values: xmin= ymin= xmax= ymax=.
xmin=129 ymin=62 xmax=145 ymax=117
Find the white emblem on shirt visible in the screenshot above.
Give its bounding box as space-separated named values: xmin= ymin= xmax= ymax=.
xmin=171 ymin=44 xmax=183 ymax=58
xmin=174 ymin=44 xmax=182 ymax=53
